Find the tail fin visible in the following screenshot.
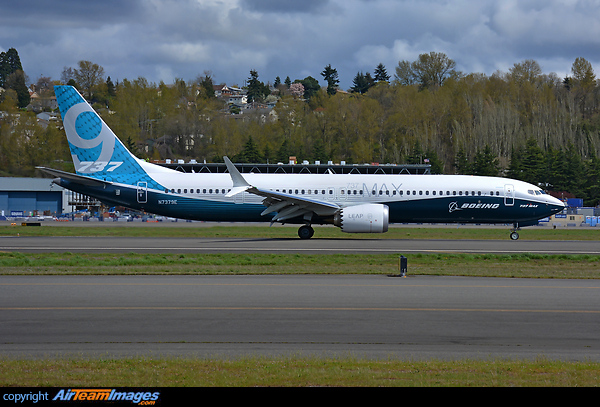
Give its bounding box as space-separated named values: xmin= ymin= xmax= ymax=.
xmin=54 ymin=85 xmax=156 ymax=187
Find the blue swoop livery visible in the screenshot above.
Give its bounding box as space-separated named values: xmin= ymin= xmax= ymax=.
xmin=37 ymin=85 xmax=565 ymax=239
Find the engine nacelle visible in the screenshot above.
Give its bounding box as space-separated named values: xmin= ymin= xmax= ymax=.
xmin=334 ymin=204 xmax=389 ymax=233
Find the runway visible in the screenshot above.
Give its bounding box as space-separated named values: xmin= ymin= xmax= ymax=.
xmin=1 ymin=274 xmax=599 ymax=361
xmin=1 ymin=234 xmax=599 ymax=361
xmin=1 ymin=235 xmax=600 ymax=254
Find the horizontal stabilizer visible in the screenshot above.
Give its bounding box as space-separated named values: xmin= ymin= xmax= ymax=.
xmin=36 ymin=166 xmax=112 ymax=187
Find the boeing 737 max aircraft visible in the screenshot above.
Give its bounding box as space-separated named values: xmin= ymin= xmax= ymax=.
xmin=37 ymin=86 xmax=565 ymax=239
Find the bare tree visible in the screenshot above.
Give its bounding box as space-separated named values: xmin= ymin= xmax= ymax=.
xmin=395 ymin=52 xmax=459 ymax=90
xmin=73 ymin=60 xmax=105 ymax=100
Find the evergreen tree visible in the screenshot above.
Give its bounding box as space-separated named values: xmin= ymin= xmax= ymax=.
xmin=0 ymin=48 xmax=23 ymax=88
xmin=106 ymin=76 xmax=116 ymax=98
xmin=311 ymin=138 xmax=328 ymax=162
xmin=235 ymin=135 xmax=263 ymax=163
xmin=545 ymin=146 xmax=567 ymax=190
xmin=472 ymin=145 xmax=499 ymax=176
xmin=321 ymin=64 xmax=339 ymax=96
xmin=277 ymin=139 xmax=292 ymax=163
xmin=406 ymin=141 xmax=424 ymax=164
xmin=197 ymin=73 xmax=215 ymax=100
xmin=424 ymin=149 xmax=444 ymax=174
xmin=521 ymin=138 xmax=546 ymax=186
xmin=350 ymin=72 xmax=374 ymax=94
xmin=374 ymin=63 xmax=390 ymax=83
xmin=563 ymin=143 xmax=586 ymax=198
xmin=5 ymin=70 xmax=30 ymax=108
xmin=0 ymin=48 xmax=29 ymax=108
xmin=246 ymin=70 xmax=270 ymax=103
xmin=584 ymin=151 xmax=600 ymax=206
xmin=454 ymin=147 xmax=470 ymax=174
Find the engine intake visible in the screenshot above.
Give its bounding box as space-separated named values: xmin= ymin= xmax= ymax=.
xmin=334 ymin=204 xmax=389 ymax=233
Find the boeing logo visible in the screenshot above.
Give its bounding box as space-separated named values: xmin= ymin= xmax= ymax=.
xmin=449 ymin=202 xmax=500 ymax=213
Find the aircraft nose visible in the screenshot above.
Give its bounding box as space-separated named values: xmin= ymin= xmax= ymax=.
xmin=549 ymin=195 xmax=566 ymax=209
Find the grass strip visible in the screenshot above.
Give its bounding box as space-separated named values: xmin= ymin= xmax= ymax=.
xmin=1 ymin=356 xmax=599 ymax=387
xmin=1 ymin=252 xmax=599 ymax=278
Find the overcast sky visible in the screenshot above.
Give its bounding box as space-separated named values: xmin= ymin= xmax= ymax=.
xmin=2 ymin=0 xmax=600 ymax=90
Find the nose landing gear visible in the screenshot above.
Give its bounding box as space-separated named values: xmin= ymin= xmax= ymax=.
xmin=510 ymin=223 xmax=520 ymax=240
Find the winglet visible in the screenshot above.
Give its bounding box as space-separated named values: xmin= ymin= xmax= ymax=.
xmin=224 ymin=156 xmax=251 ymax=197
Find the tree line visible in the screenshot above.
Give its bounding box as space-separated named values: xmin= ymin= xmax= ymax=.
xmin=1 ymin=48 xmax=600 ymax=206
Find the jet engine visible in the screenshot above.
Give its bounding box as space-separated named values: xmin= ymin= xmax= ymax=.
xmin=333 ymin=204 xmax=389 ymax=233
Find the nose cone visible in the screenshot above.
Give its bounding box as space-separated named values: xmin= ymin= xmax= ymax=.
xmin=547 ymin=195 xmax=566 ymax=214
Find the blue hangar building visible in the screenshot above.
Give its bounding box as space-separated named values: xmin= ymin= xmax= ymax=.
xmin=0 ymin=177 xmax=74 ymax=218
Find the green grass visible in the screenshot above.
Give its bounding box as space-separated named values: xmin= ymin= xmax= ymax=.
xmin=1 ymin=252 xmax=599 ymax=278
xmin=1 ymin=356 xmax=599 ymax=387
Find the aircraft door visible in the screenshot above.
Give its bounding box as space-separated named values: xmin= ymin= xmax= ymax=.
xmin=137 ymin=182 xmax=147 ymax=204
xmin=504 ymin=184 xmax=514 ymax=206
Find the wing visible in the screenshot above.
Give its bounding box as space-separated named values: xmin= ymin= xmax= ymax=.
xmin=223 ymin=156 xmax=339 ymax=224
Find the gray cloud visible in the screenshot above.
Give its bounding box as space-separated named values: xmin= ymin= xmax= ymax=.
xmin=240 ymin=0 xmax=329 ymax=14
xmin=1 ymin=0 xmax=599 ymax=90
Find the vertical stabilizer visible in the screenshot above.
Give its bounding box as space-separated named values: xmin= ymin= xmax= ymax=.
xmin=54 ymin=85 xmax=161 ymax=188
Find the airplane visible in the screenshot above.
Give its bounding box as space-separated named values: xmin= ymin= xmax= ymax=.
xmin=37 ymin=85 xmax=565 ymax=240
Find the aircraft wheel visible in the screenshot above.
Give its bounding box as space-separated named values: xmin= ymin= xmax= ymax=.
xmin=298 ymin=225 xmax=314 ymax=239
xmin=510 ymin=231 xmax=519 ymax=240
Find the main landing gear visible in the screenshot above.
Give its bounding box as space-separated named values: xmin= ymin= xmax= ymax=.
xmin=298 ymin=225 xmax=314 ymax=239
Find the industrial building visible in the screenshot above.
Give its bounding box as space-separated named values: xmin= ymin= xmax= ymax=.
xmin=0 ymin=177 xmax=76 ymax=219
